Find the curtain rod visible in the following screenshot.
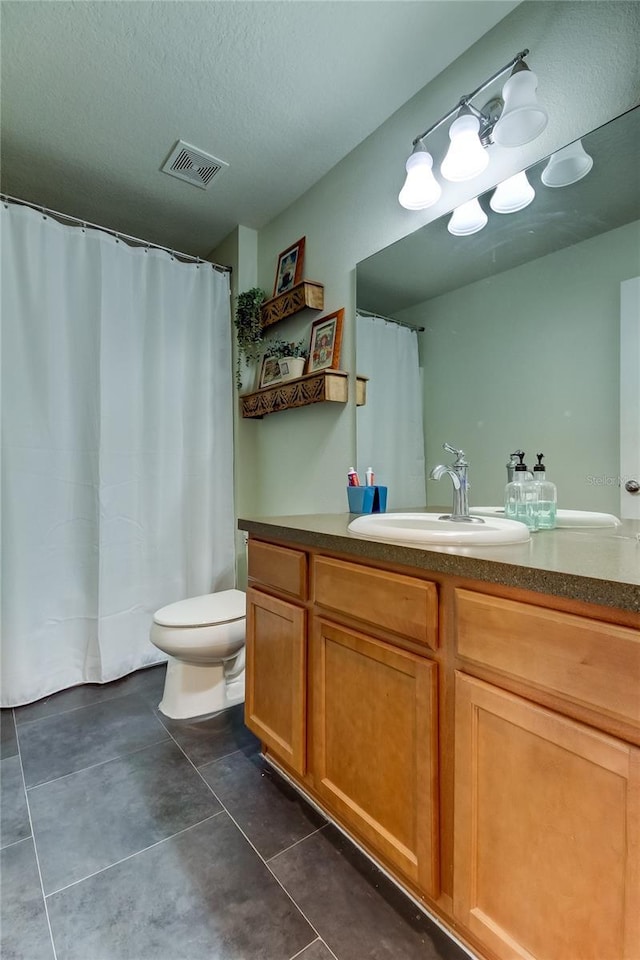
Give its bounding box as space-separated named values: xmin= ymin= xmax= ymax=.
xmin=356 ymin=309 xmax=425 ymax=333
xmin=1 ymin=194 xmax=232 ymax=273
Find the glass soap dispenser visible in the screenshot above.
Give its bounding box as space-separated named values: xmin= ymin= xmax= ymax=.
xmin=504 ymin=452 xmax=538 ymax=530
xmin=533 ymin=453 xmax=557 ymax=529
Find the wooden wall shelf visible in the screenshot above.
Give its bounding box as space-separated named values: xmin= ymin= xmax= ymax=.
xmin=261 ymin=280 xmax=324 ymax=329
xmin=241 ymin=369 xmax=348 ymax=418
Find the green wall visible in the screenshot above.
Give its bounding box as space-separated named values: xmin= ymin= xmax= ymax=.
xmin=209 ymin=225 xmax=259 ymax=587
xmin=240 ymin=1 xmax=640 ymax=519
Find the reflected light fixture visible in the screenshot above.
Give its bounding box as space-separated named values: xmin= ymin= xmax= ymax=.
xmin=541 ymin=139 xmax=594 ymax=187
xmin=490 ymin=171 xmax=535 ymax=213
xmin=447 ymin=198 xmax=488 ymax=236
xmin=399 ymin=49 xmax=547 ymax=209
xmin=398 ymin=142 xmax=442 ymax=210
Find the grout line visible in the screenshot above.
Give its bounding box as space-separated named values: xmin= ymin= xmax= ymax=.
xmin=0 ymin=834 xmax=34 ymax=853
xmin=192 ymin=746 xmax=246 ymax=771
xmin=322 ymin=940 xmax=340 ymax=960
xmin=264 ymin=755 xmax=478 ymax=960
xmin=14 ymin=680 xmax=163 ymax=729
xmin=288 ymin=939 xmax=320 ymax=960
xmin=14 ymin=713 xmax=60 ymax=960
xmin=159 ymin=715 xmax=328 ymax=953
xmin=288 ymin=937 xmax=340 ymax=960
xmin=151 ymin=711 xmax=256 ymax=771
xmin=266 ymin=824 xmax=327 ymax=863
xmin=44 ymin=811 xmax=223 ymax=899
xmin=24 ymin=733 xmax=172 ymax=792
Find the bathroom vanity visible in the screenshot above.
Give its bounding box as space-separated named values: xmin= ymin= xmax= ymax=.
xmin=238 ymin=512 xmax=640 ymax=960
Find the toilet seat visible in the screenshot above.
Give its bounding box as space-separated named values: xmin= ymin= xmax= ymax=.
xmin=153 ymin=589 xmax=245 ymax=628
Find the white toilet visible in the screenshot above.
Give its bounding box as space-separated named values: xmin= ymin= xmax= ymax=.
xmin=150 ymin=589 xmax=246 ymax=720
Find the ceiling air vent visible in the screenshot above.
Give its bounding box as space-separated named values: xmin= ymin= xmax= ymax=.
xmin=161 ymin=140 xmax=229 ymax=190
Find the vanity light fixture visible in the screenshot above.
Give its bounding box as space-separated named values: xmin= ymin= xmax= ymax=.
xmin=490 ymin=170 xmax=535 ymax=213
xmin=492 ymin=60 xmax=548 ymax=147
xmin=447 ymin=198 xmax=488 ymax=236
xmin=541 ymin=139 xmax=594 ymax=187
xmin=399 ymin=49 xmax=547 ymax=209
xmin=398 ymin=142 xmax=442 ymax=210
xmin=440 ymin=110 xmax=489 ymax=182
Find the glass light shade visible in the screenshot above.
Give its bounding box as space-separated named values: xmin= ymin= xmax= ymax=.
xmin=398 ymin=148 xmax=442 ymax=210
xmin=541 ymin=139 xmax=593 ymax=187
xmin=490 ymin=171 xmax=535 ymax=213
xmin=492 ymin=69 xmax=548 ymax=147
xmin=447 ymin=198 xmax=488 ymax=236
xmin=440 ymin=114 xmax=489 ymax=183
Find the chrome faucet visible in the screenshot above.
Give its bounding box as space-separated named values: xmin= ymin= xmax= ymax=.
xmin=429 ymin=443 xmax=484 ymax=524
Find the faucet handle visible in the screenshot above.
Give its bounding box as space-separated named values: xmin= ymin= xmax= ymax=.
xmin=443 ymin=442 xmax=467 ymax=464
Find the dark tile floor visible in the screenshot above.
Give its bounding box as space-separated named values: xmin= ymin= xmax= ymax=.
xmin=1 ymin=665 xmax=471 ymax=960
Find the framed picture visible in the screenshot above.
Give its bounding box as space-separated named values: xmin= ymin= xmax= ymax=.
xmin=306 ymin=309 xmax=344 ymax=373
xmin=273 ymin=237 xmax=305 ymax=297
xmin=258 ymin=355 xmax=282 ymax=389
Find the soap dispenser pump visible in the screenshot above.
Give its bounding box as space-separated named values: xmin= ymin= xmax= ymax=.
xmin=504 ymin=452 xmax=538 ymax=530
xmin=506 ymin=450 xmax=524 ymax=484
xmin=533 ymin=453 xmax=557 ymax=529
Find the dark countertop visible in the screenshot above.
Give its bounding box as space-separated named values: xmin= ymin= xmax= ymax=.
xmin=238 ymin=512 xmax=640 ymax=614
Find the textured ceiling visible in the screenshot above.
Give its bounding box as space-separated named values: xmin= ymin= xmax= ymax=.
xmin=0 ymin=0 xmax=517 ymax=257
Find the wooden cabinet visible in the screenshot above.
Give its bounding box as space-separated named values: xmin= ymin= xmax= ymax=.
xmin=313 ymin=555 xmax=438 ymax=650
xmin=312 ymin=617 xmax=439 ymax=896
xmin=453 ymin=673 xmax=640 ymax=960
xmin=245 ymin=587 xmax=307 ymax=775
xmin=245 ymin=533 xmax=640 ymax=960
xmin=455 ymin=588 xmax=640 ymax=735
xmin=248 ymin=539 xmax=307 ymax=601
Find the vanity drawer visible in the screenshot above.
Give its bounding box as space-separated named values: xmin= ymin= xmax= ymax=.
xmin=248 ymin=540 xmax=307 ymax=601
xmin=455 ymin=588 xmax=640 ymax=728
xmin=313 ymin=556 xmax=438 ymax=649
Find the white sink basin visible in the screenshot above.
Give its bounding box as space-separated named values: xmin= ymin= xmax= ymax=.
xmin=471 ymin=507 xmax=621 ymax=528
xmin=348 ymin=512 xmax=530 ymax=546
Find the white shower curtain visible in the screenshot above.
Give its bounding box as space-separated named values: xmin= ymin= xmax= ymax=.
xmin=1 ymin=203 xmax=235 ymax=706
xmin=356 ymin=314 xmax=426 ymax=509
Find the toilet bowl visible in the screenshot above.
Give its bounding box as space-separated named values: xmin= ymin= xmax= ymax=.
xmin=150 ymin=589 xmax=246 ymax=720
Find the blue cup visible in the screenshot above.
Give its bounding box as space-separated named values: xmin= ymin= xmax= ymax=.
xmin=347 ymin=485 xmax=387 ymax=514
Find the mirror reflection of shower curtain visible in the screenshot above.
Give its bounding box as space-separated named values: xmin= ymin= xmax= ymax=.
xmin=356 ymin=314 xmax=425 ymax=509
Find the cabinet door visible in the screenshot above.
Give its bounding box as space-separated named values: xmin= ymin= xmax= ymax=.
xmin=245 ymin=587 xmax=306 ymax=775
xmin=312 ymin=618 xmax=439 ymax=898
xmin=454 ymin=673 xmax=640 ymax=960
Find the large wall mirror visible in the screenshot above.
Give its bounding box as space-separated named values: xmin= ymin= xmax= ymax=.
xmin=356 ymin=106 xmax=640 ymax=515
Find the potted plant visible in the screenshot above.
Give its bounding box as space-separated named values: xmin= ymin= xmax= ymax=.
xmin=234 ymin=287 xmax=267 ymax=389
xmin=264 ymin=337 xmax=308 ymax=381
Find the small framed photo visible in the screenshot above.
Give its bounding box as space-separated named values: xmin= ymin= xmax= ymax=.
xmin=258 ymin=355 xmax=282 ymax=389
xmin=307 ymin=309 xmax=344 ymax=373
xmin=273 ymin=237 xmax=305 ymax=297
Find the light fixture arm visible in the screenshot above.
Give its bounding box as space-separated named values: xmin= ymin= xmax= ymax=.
xmin=411 ymin=49 xmax=530 ymax=148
